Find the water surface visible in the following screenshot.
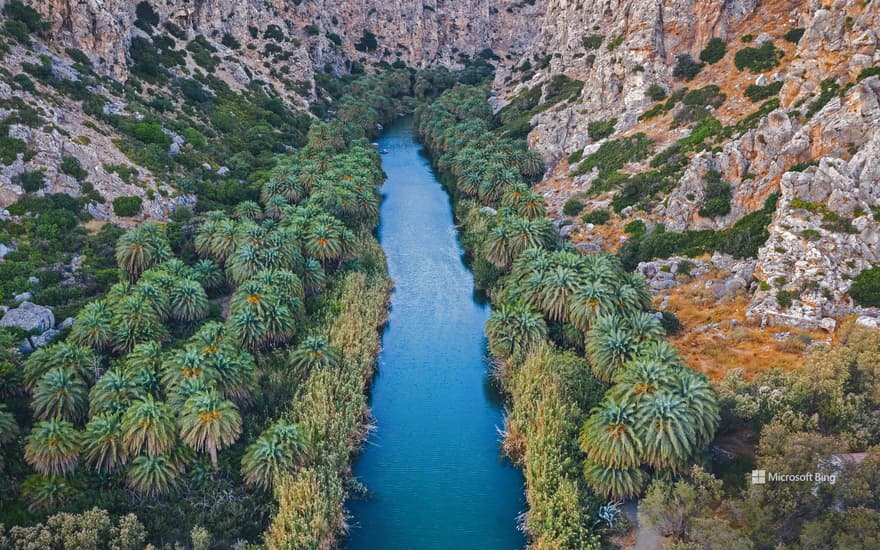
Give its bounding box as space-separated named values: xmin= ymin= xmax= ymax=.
xmin=347 ymin=118 xmax=526 ymax=549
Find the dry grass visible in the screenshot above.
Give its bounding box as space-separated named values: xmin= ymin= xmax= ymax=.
xmin=662 ymin=275 xmax=826 ymax=381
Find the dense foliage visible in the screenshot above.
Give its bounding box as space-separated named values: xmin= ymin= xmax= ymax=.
xmin=415 ymin=84 xmax=719 ymax=547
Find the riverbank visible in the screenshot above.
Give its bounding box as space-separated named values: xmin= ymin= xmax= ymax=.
xmin=414 ymin=84 xmax=720 ymax=549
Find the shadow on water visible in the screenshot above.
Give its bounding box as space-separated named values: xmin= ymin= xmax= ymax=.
xmin=346 ymin=117 xmax=526 ymax=550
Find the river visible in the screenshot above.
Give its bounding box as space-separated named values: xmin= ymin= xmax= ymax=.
xmin=347 ymin=117 xmax=526 ymax=549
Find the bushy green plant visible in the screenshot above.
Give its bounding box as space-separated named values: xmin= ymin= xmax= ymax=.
xmin=562 ymin=198 xmax=585 ymax=217
xmin=647 ymin=83 xmax=667 ymax=101
xmin=850 ymin=267 xmax=880 ymax=307
xmin=60 ymin=156 xmax=88 ymax=180
xmin=581 ymin=209 xmax=611 ymax=225
xmin=111 ymin=195 xmax=142 ymax=217
xmin=588 ymin=118 xmax=616 ymax=141
xmin=734 ymin=41 xmax=782 ymax=73
xmin=699 ymin=38 xmax=727 ymax=64
xmin=582 ymin=34 xmax=603 ymax=49
xmin=698 ymin=170 xmax=732 ymax=218
xmin=14 ymin=169 xmax=45 ymax=192
xmin=745 ymin=80 xmax=783 ymax=102
xmin=673 ymin=54 xmax=703 ymax=80
xmin=784 ymin=28 xmax=805 ymax=43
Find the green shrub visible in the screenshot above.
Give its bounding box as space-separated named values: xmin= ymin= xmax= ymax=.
xmin=355 ymin=30 xmax=378 ymax=52
xmin=660 ymin=311 xmax=681 ymax=335
xmin=562 ymin=198 xmax=584 ymax=217
xmin=587 ymin=118 xmax=616 ymax=141
xmin=568 ymin=148 xmax=583 ymax=165
xmin=14 ymin=169 xmax=45 ymax=192
xmin=734 ymin=42 xmax=782 ymax=73
xmin=673 ymin=54 xmax=703 ymax=80
xmin=131 ymin=122 xmax=171 ymax=147
xmin=776 ymin=290 xmax=796 ymax=308
xmin=850 ymin=267 xmax=880 ymax=307
xmin=326 ymin=33 xmax=342 ymax=46
xmin=221 ymin=32 xmax=240 ymax=50
xmin=624 ymin=219 xmax=647 ymax=237
xmin=784 ymin=28 xmax=805 ymax=44
xmin=0 ymin=135 xmax=26 ymax=165
xmin=60 ymin=156 xmax=87 ymax=180
xmin=542 ymin=75 xmax=584 ymax=105
xmin=744 ymin=81 xmax=783 ymax=102
xmin=683 ymin=85 xmax=726 ymax=108
xmin=647 ymin=83 xmax=667 ymax=101
xmin=582 ymin=34 xmax=603 ymax=49
xmin=804 ymin=78 xmax=840 ymax=119
xmin=581 ymin=209 xmax=610 ymax=225
xmin=135 ymin=1 xmax=159 ymax=30
xmin=607 ymin=35 xmax=624 ymax=51
xmin=575 ymin=133 xmax=654 ymax=176
xmin=699 ymin=38 xmax=727 ymax=64
xmin=112 ymin=195 xmax=143 ymax=217
xmin=698 ymin=170 xmax=732 ymax=218
xmin=741 ymin=34 xmax=753 ymax=43
xmin=4 ymin=19 xmax=31 ymax=45
xmin=857 ymin=66 xmax=880 ymax=82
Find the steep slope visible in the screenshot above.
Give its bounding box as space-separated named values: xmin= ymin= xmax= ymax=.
xmin=493 ymin=0 xmax=880 ymax=345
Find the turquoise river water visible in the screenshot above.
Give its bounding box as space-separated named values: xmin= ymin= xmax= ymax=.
xmin=347 ymin=118 xmax=526 ymax=549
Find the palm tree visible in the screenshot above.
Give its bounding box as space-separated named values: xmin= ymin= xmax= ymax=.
xmin=240 ymin=421 xmax=305 ymax=490
xmin=126 ymin=454 xmax=178 ymax=497
xmin=115 ymin=223 xmax=171 ymax=281
xmin=205 ymin=351 xmax=255 ymax=402
xmin=636 ymin=391 xmax=697 ymax=471
xmin=290 ymin=336 xmax=341 ymax=372
xmin=121 ymin=395 xmax=176 ymax=457
xmin=0 ymin=404 xmax=19 ymax=444
xmin=22 ymin=474 xmax=72 ymax=513
xmin=24 ymin=419 xmax=80 ymax=475
xmin=299 ymin=258 xmax=326 ymax=295
xmin=638 ymin=339 xmax=682 ymax=368
xmin=134 ymin=279 xmax=172 ymax=321
xmin=160 ymin=348 xmax=204 ymax=392
xmin=485 ymin=224 xmax=514 ymax=269
xmin=191 ymin=259 xmax=224 ymax=291
xmin=24 ymin=343 xmax=97 ymax=390
xmin=586 ymin=315 xmax=640 ymax=382
xmin=579 ymin=398 xmax=642 ymax=469
xmin=625 ymin=311 xmax=665 ymax=343
xmin=225 ymin=243 xmax=263 ymax=286
xmin=169 ymin=278 xmax=210 ymax=322
xmin=167 ymin=376 xmax=209 ymax=411
xmin=89 ymin=368 xmax=144 ymax=416
xmin=82 ymin=413 xmax=127 ymax=473
xmin=233 ymin=200 xmax=263 ymax=220
xmin=608 ymin=359 xmax=675 ymax=403
xmin=582 ymin=459 xmax=646 ymax=500
xmin=485 ymin=303 xmax=548 ymax=360
xmin=69 ymin=301 xmax=112 ymax=350
xmin=516 ymin=191 xmax=546 ymax=220
xmin=539 ymin=266 xmax=579 ymax=323
xmin=111 ymin=295 xmax=165 ymax=353
xmin=228 ymin=308 xmax=265 ymax=351
xmin=31 ymin=368 xmax=88 ymax=422
xmin=178 ymin=389 xmax=242 ymax=469
xmin=304 ymin=223 xmax=344 ymax=263
xmin=671 ymin=369 xmax=719 ymax=448
xmin=569 ymin=281 xmax=615 ymax=332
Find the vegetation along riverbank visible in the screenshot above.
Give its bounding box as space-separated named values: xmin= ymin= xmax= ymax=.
xmin=415 ymin=84 xmax=721 ymax=548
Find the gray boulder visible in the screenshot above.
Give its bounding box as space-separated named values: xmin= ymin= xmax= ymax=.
xmin=57 ymin=317 xmax=76 ymax=330
xmin=0 ymin=302 xmax=55 ymax=332
xmin=14 ymin=292 xmax=33 ymax=303
xmin=21 ymin=329 xmax=60 ymax=353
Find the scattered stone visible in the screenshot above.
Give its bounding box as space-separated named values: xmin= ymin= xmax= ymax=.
xmin=0 ymin=243 xmax=12 ymax=259
xmin=57 ymin=317 xmax=76 ymax=330
xmin=14 ymin=292 xmax=33 ymax=303
xmin=216 ymin=166 xmax=230 ymax=176
xmin=27 ymin=276 xmax=39 ymax=284
xmin=856 ymin=316 xmax=880 ymax=329
xmin=480 ymin=206 xmax=498 ymax=216
xmin=819 ymin=317 xmax=837 ymax=332
xmin=0 ymin=302 xmax=55 ymax=333
xmin=21 ymin=329 xmax=60 ymax=353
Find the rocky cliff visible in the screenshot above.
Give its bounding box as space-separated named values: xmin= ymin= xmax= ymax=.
xmin=495 ymin=0 xmax=880 ymax=336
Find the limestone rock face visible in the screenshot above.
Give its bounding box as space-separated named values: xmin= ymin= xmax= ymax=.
xmin=0 ymin=302 xmax=55 ymax=333
xmin=494 ymin=0 xmax=759 ymax=165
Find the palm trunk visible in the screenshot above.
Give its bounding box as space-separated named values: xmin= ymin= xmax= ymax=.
xmin=209 ymin=446 xmax=218 ymax=470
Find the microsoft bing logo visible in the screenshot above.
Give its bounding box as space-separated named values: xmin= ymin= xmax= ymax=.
xmin=751 ymin=469 xmax=766 ymax=484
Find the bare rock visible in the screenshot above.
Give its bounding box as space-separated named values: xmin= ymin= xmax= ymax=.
xmin=0 ymin=302 xmax=55 ymax=333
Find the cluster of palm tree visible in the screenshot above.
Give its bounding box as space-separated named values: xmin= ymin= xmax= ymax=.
xmin=14 ymin=101 xmax=390 ymax=506
xmin=21 ymin=315 xmax=255 ymax=503
xmin=580 ymin=354 xmax=718 ymax=499
xmin=415 ymin=86 xmax=543 ymax=207
xmin=68 ymin=258 xmax=213 ymax=353
xmin=420 ymin=84 xmax=721 ymax=504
